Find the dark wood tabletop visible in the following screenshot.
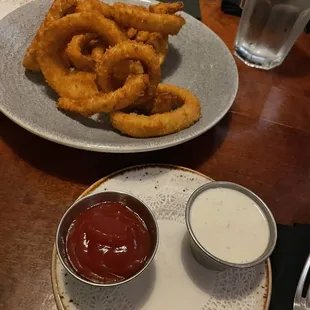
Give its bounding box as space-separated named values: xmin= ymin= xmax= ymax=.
xmin=1 ymin=0 xmax=310 ymax=309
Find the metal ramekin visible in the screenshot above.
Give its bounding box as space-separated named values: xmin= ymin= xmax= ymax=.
xmin=185 ymin=181 xmax=277 ymax=271
xmin=56 ymin=191 xmax=159 ymax=287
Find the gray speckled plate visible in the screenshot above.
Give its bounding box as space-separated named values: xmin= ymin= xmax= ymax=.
xmin=0 ymin=0 xmax=238 ymax=153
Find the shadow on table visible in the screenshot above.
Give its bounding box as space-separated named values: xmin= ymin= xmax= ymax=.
xmin=0 ymin=112 xmax=232 ymax=186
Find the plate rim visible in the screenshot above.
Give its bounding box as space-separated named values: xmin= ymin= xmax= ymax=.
xmin=0 ymin=0 xmax=238 ymax=153
xmin=50 ymin=164 xmax=271 ymax=310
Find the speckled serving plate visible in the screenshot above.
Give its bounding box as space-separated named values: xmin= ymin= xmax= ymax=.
xmin=51 ymin=164 xmax=271 ymax=310
xmin=0 ymin=0 xmax=238 ymax=153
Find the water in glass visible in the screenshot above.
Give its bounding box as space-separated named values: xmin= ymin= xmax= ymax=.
xmin=235 ymin=0 xmax=310 ymax=70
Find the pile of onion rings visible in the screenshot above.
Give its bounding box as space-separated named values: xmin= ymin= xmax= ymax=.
xmin=23 ymin=0 xmax=201 ymax=138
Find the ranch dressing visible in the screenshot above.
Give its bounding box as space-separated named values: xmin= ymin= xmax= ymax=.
xmin=189 ymin=187 xmax=270 ymax=264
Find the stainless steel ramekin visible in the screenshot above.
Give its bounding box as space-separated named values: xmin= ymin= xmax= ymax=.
xmin=56 ymin=191 xmax=159 ymax=286
xmin=185 ymin=181 xmax=277 ymax=271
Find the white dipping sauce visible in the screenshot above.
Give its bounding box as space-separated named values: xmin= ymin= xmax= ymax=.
xmin=190 ymin=187 xmax=270 ymax=264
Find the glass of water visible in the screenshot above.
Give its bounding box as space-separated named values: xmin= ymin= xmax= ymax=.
xmin=235 ymin=0 xmax=310 ymax=70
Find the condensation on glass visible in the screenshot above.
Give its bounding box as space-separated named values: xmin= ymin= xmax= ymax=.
xmin=235 ymin=0 xmax=310 ymax=70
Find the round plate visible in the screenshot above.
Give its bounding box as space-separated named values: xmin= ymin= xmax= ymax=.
xmin=0 ymin=0 xmax=238 ymax=153
xmin=51 ymin=164 xmax=271 ymax=310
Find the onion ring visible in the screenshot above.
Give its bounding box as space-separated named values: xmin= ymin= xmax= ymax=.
xmin=57 ymin=74 xmax=150 ymax=116
xmin=96 ymin=41 xmax=160 ymax=100
xmin=37 ymin=12 xmax=127 ymax=99
xmin=134 ymin=31 xmax=150 ymax=42
xmin=145 ymin=33 xmax=168 ymax=65
xmin=75 ymin=0 xmax=113 ymax=18
xmin=110 ymin=84 xmax=201 ymax=138
xmin=129 ymin=31 xmax=167 ymax=64
xmin=23 ymin=0 xmax=78 ymax=72
xmin=112 ymin=3 xmax=185 ymax=36
xmin=149 ymin=2 xmax=184 ymax=15
xmin=137 ymin=86 xmax=184 ymax=115
xmin=66 ymin=33 xmax=98 ymax=72
xmin=109 ymin=60 xmax=144 ymax=90
xmin=90 ymin=42 xmax=107 ymax=62
xmin=127 ymin=28 xmax=138 ymax=39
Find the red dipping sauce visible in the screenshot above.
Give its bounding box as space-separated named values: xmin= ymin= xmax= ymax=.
xmin=66 ymin=201 xmax=152 ymax=284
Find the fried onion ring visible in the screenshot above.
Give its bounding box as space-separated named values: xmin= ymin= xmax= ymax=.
xmin=112 ymin=3 xmax=185 ymax=35
xmin=149 ymin=2 xmax=184 ymax=14
xmin=90 ymin=42 xmax=107 ymax=62
xmin=127 ymin=28 xmax=138 ymax=39
xmin=137 ymin=86 xmax=184 ymax=115
xmin=37 ymin=13 xmax=127 ymax=99
xmin=57 ymin=74 xmax=150 ymax=116
xmin=66 ymin=33 xmax=98 ymax=72
xmin=145 ymin=33 xmax=168 ymax=65
xmin=129 ymin=31 xmax=168 ymax=64
xmin=75 ymin=0 xmax=113 ymax=18
xmin=110 ymin=84 xmax=201 ymax=138
xmin=134 ymin=31 xmax=150 ymax=42
xmin=96 ymin=41 xmax=160 ymax=100
xmin=109 ymin=60 xmax=144 ymax=90
xmin=23 ymin=0 xmax=78 ymax=71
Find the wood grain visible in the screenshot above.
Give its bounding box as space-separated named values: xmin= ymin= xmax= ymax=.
xmin=0 ymin=1 xmax=310 ymax=309
xmin=201 ymin=0 xmax=310 ymax=132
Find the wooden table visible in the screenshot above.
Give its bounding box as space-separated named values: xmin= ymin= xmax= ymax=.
xmin=0 ymin=0 xmax=310 ymax=309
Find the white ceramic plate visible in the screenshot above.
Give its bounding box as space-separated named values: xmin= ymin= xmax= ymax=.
xmin=51 ymin=164 xmax=271 ymax=310
xmin=0 ymin=0 xmax=238 ymax=153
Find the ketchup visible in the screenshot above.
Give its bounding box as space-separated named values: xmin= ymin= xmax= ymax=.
xmin=66 ymin=202 xmax=152 ymax=284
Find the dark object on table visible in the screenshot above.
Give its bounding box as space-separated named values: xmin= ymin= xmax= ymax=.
xmin=270 ymin=224 xmax=310 ymax=310
xmin=305 ymin=21 xmax=310 ymax=34
xmin=221 ymin=0 xmax=310 ymax=33
xmin=221 ymin=0 xmax=242 ymax=16
xmin=159 ymin=0 xmax=201 ymax=19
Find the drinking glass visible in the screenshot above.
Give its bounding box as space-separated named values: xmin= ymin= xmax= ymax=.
xmin=234 ymin=0 xmax=310 ymax=70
